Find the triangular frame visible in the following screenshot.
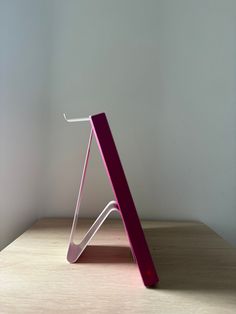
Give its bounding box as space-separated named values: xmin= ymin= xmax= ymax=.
xmin=64 ymin=113 xmax=159 ymax=287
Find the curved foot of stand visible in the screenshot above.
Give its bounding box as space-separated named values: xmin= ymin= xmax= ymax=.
xmin=67 ymin=200 xmax=119 ymax=263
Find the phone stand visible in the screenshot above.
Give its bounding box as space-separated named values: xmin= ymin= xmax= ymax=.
xmin=64 ymin=113 xmax=159 ymax=287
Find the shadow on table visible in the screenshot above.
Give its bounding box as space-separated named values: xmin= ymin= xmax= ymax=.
xmin=143 ymin=225 xmax=236 ymax=292
xmin=77 ymin=245 xmax=133 ymax=263
xmin=74 ymin=223 xmax=236 ymax=292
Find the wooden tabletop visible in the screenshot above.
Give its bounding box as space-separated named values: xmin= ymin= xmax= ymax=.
xmin=0 ymin=218 xmax=236 ymax=313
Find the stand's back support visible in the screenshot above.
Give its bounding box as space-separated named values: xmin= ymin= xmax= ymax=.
xmin=64 ymin=112 xmax=159 ymax=287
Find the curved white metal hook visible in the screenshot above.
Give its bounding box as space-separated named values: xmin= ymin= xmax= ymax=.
xmin=63 ymin=113 xmax=90 ymax=123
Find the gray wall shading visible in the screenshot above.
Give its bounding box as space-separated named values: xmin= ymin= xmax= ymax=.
xmin=0 ymin=0 xmax=51 ymax=250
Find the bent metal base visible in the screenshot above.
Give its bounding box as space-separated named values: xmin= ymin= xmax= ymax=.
xmin=64 ymin=112 xmax=159 ymax=287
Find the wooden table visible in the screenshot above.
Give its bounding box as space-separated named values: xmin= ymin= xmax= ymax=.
xmin=1 ymin=218 xmax=236 ymax=313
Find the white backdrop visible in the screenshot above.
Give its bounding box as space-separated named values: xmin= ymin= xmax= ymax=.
xmin=1 ymin=0 xmax=236 ymax=249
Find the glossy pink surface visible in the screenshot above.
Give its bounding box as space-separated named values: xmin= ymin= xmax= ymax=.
xmin=90 ymin=113 xmax=159 ymax=287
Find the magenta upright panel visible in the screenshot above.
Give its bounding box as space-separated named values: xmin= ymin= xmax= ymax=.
xmin=90 ymin=113 xmax=159 ymax=287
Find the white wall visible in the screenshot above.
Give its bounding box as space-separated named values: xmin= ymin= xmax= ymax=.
xmin=1 ymin=1 xmax=236 ymax=249
xmin=0 ymin=0 xmax=51 ymax=250
xmin=46 ymin=0 xmax=236 ymax=245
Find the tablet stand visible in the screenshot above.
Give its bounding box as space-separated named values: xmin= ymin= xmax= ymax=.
xmin=64 ymin=113 xmax=159 ymax=287
xmin=64 ymin=115 xmax=120 ymax=263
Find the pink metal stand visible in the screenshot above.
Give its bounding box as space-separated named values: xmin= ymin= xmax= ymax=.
xmin=64 ymin=112 xmax=159 ymax=287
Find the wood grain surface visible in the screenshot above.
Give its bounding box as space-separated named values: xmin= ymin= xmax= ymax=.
xmin=1 ymin=218 xmax=236 ymax=313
